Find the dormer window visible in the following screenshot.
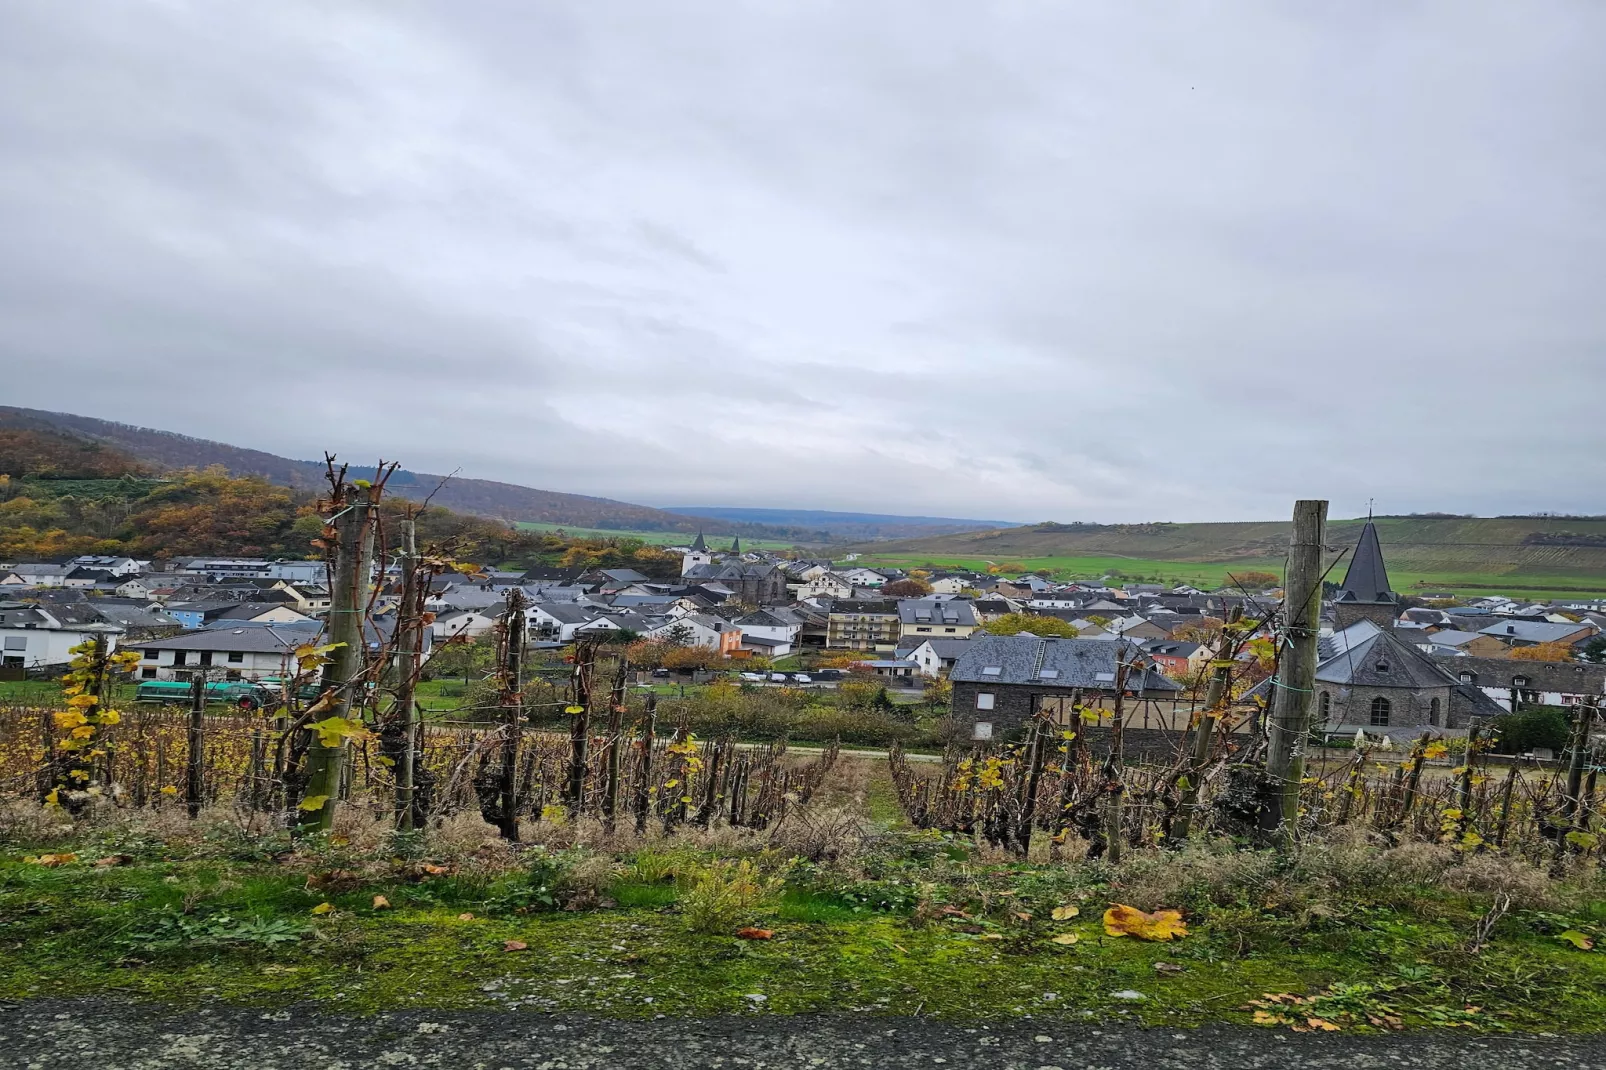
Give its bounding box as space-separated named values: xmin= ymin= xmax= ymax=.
xmin=1459 ymin=672 xmax=1475 ymax=684
xmin=1513 ymin=676 xmax=1528 ymax=688
xmin=1375 ymin=661 xmax=1390 ymax=674
xmin=981 ymin=666 xmax=1002 ymax=676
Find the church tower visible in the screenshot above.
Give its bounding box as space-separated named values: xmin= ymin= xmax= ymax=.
xmin=681 ymin=532 xmax=712 ymax=577
xmin=729 ymin=535 xmax=742 ymax=555
xmin=1333 ymin=519 xmax=1401 ymax=630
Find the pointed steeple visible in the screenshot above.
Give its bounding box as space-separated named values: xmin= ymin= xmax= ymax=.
xmin=729 ymin=535 xmax=741 ymax=554
xmin=689 ymin=531 xmax=707 ymax=552
xmin=1337 ymin=520 xmax=1395 ymax=605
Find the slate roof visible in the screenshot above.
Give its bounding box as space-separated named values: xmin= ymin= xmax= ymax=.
xmin=896 ymin=600 xmax=979 ymax=627
xmin=827 ymin=599 xmax=899 ymax=616
xmin=895 ymin=636 xmax=975 ymax=660
xmin=949 ymin=636 xmax=1181 ymax=692
xmin=1315 ymin=629 xmax=1459 ymax=689
xmin=689 ymin=532 xmax=707 ymax=552
xmin=1335 ymin=521 xmax=1398 ymax=605
xmin=1477 ymin=620 xmax=1595 ymax=644
xmin=1413 ymin=629 xmax=1482 ymax=649
xmin=1433 ymin=654 xmax=1606 ymax=695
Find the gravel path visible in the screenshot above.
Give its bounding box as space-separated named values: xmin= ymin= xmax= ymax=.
xmin=3 ymin=1000 xmax=1603 ymax=1069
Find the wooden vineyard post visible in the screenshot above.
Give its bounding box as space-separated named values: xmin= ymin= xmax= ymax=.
xmin=186 ymin=671 xmax=206 ymax=819
xmin=1261 ymin=499 xmax=1328 ymax=849
xmin=298 ymin=479 xmax=377 ymax=832
xmin=633 ymin=695 xmax=657 ymax=835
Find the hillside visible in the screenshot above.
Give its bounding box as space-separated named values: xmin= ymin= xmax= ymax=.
xmin=664 ymin=506 xmax=1022 ymax=541
xmin=0 ymin=408 xmax=807 ymax=541
xmin=858 ymin=516 xmax=1606 ymax=594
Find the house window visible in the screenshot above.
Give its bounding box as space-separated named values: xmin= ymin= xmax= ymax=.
xmin=916 ymin=627 xmax=931 ymax=633
xmin=981 ymin=666 xmax=1002 ymax=676
xmin=1369 ymin=696 xmax=1391 ymax=726
xmin=1318 ymin=691 xmax=1331 ymax=721
xmin=1459 ymin=672 xmax=1474 ymax=684
xmin=944 ymin=628 xmax=956 ymax=633
xmin=1430 ymin=697 xmax=1441 ymax=725
xmin=976 ymin=692 xmax=995 ymax=711
xmin=1039 ymin=669 xmax=1059 ymax=679
xmin=227 ymin=651 xmax=244 ymax=664
xmin=1512 ymin=676 xmax=1528 ymax=688
xmin=140 ymin=667 xmax=157 ymax=679
xmin=1375 ymin=661 xmax=1390 ymax=674
xmin=973 ymin=721 xmax=993 ymax=741
xmin=2 ymin=637 xmax=25 ymax=651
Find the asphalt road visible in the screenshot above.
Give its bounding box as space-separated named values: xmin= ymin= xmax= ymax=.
xmin=3 ymin=1002 xmax=1603 ymax=1069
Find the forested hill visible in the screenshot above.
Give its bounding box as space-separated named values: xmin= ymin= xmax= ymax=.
xmin=0 ymin=407 xmax=802 ymax=540
xmin=858 ymin=516 xmax=1606 ymax=585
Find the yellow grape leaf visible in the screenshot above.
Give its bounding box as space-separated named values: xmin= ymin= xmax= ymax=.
xmin=1051 ymin=905 xmax=1080 ymax=921
xmin=309 ymin=716 xmax=373 ymax=748
xmin=43 ymin=788 xmax=60 ymax=806
xmin=1103 ymin=904 xmax=1189 ymax=941
xmin=1423 ymin=742 xmax=1448 ymax=760
xmin=1558 ymin=930 xmax=1594 ymax=950
xmin=298 ymin=794 xmax=330 ymax=811
xmin=1050 ymin=932 xmax=1079 ymax=945
xmin=372 ymin=895 xmax=391 ymax=910
xmin=310 ymin=902 xmax=334 ymax=915
xmin=98 ymin=709 xmax=121 ymax=725
xmin=1307 ymin=1018 xmax=1341 ymax=1032
xmin=160 ymin=785 xmax=178 ymax=796
xmin=53 ymin=711 xmax=87 ymax=729
xmin=564 ymin=705 xmax=585 ymax=714
xmin=65 ymin=694 xmax=97 ymax=708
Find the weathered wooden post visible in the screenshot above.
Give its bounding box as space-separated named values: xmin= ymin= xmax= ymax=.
xmin=186 ymin=671 xmax=206 ymax=819
xmin=1261 ymin=499 xmax=1327 ymax=849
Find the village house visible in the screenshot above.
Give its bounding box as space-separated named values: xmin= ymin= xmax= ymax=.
xmin=1140 ymin=638 xmax=1209 ymax=680
xmin=1435 ymin=655 xmax=1606 ymax=711
xmin=948 ymin=635 xmax=1182 ymax=739
xmin=895 ymin=636 xmax=974 ymax=678
xmin=643 ymin=613 xmax=743 ymax=655
xmin=825 ymin=599 xmax=901 ymax=652
xmin=0 ymin=603 xmax=124 ymax=669
xmin=897 ymin=599 xmax=981 ymax=641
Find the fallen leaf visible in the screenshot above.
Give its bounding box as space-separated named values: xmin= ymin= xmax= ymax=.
xmin=736 ymin=927 xmax=774 ymax=940
xmin=1013 ymin=912 xmax=1033 ymax=923
xmin=1307 ymin=1018 xmax=1341 ymax=1032
xmin=503 ymin=940 xmax=528 ymax=952
xmin=33 ymin=853 xmax=78 ymax=867
xmin=1050 ymin=905 xmax=1080 ymax=921
xmin=937 ymin=905 xmax=969 ymax=918
xmin=1050 ymin=933 xmax=1079 ymax=945
xmin=1558 ymin=930 xmax=1595 ymax=950
xmin=372 ymin=895 xmax=390 ymax=910
xmin=310 ymin=902 xmax=333 ymax=915
xmin=1103 ymin=904 xmax=1188 ymax=941
xmin=1153 ymin=961 xmax=1185 ymax=974
xmin=458 ymin=913 xmax=476 ymax=921
xmin=980 ymin=933 xmax=1005 ymax=940
xmin=94 ymin=855 xmax=133 ymax=868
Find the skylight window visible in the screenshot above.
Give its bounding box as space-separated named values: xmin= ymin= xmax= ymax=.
xmin=1094 ymin=672 xmax=1115 ymax=682
xmin=981 ymin=666 xmax=1002 ymax=676
xmin=1039 ymin=669 xmax=1059 ymax=679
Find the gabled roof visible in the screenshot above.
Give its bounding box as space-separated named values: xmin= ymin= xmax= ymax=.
xmin=950 ymin=636 xmax=1181 ymax=692
xmin=896 ymin=600 xmax=979 ymax=627
xmin=1477 ymin=620 xmax=1595 ymax=644
xmin=1335 ymin=520 xmax=1397 ymax=605
xmin=689 ymin=532 xmax=707 ymax=552
xmin=1315 ymin=628 xmax=1464 ymax=689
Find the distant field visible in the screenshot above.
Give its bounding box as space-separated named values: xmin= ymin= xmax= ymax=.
xmin=854 ymin=515 xmax=1606 ymax=601
xmin=512 ymin=521 xmax=806 ymax=551
xmin=856 ymin=551 xmax=1606 ymax=601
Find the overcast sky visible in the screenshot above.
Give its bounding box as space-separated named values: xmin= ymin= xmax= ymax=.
xmin=3 ymin=3 xmax=1603 ymax=523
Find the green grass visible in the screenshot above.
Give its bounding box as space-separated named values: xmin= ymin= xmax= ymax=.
xmin=857 ymin=552 xmax=1606 ymax=601
xmin=4 ymin=846 xmax=1606 ymax=1030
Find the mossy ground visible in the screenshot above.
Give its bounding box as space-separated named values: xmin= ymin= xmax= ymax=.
xmin=4 ymin=841 xmax=1606 ymax=1033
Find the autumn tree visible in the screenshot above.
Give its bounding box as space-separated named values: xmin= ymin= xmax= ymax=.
xmin=1509 ymin=641 xmax=1577 ymax=663
xmin=983 ymin=612 xmax=1079 ymax=638
xmin=881 ymin=578 xmax=933 ymax=597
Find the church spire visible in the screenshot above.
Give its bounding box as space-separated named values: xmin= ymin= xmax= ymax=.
xmin=729 ymin=535 xmax=741 ymax=554
xmin=689 ymin=531 xmax=707 ymax=552
xmin=1337 ymin=519 xmax=1395 ymax=605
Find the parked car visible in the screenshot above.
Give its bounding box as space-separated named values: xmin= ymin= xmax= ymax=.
xmin=813 ymin=668 xmax=844 ymax=681
xmin=769 ymin=672 xmax=787 ymax=682
xmin=134 ymin=679 xmax=274 ymax=711
xmin=739 ymin=672 xmax=765 ymax=682
xmin=651 ymin=668 xmax=670 ymax=678
xmin=791 ymin=673 xmax=812 ymax=684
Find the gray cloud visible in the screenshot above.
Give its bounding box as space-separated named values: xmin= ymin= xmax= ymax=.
xmin=3 ymin=1 xmax=1603 ymax=522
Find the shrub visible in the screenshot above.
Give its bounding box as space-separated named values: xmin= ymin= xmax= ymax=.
xmin=679 ymin=858 xmax=781 ymax=934
xmin=1490 ymin=707 xmax=1570 ymax=754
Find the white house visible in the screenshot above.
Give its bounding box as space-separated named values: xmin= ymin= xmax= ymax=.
xmin=895 ymin=636 xmax=975 ymax=678
xmin=67 ymin=556 xmax=149 ymax=577
xmin=928 ymin=576 xmax=970 ymax=595
xmin=0 ymin=605 xmax=124 ymax=668
xmin=1 ymin=563 xmax=74 ymax=588
xmin=837 ymin=567 xmax=887 ymax=588
xmin=431 ymin=609 xmax=499 ymax=642
xmin=794 ymin=573 xmax=854 ymax=600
